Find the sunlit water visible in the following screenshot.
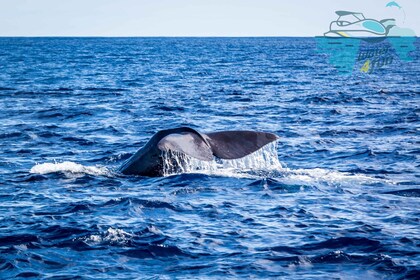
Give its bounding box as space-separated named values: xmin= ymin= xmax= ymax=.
xmin=0 ymin=38 xmax=419 ymax=279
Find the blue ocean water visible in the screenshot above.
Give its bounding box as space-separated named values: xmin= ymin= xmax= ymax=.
xmin=0 ymin=37 xmax=419 ymax=279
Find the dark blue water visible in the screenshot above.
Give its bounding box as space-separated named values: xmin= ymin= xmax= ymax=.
xmin=0 ymin=37 xmax=419 ymax=279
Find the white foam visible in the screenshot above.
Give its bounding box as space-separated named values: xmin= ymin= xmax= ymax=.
xmin=30 ymin=161 xmax=111 ymax=176
xmin=84 ymin=228 xmax=133 ymax=245
xmin=102 ymin=227 xmax=133 ymax=243
xmin=281 ymin=167 xmax=380 ymax=185
xmin=28 ymin=144 xmax=388 ymax=186
xmin=160 ymin=141 xmax=386 ymax=185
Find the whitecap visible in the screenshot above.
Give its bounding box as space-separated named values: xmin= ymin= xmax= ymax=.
xmin=84 ymin=227 xmax=133 ymax=245
xmin=30 ymin=161 xmax=111 ymax=176
xmin=280 ymin=167 xmax=383 ymax=186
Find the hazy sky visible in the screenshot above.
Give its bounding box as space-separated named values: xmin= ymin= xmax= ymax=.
xmin=0 ymin=0 xmax=419 ymax=36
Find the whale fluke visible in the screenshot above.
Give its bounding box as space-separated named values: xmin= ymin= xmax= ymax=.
xmin=204 ymin=131 xmax=279 ymax=160
xmin=158 ymin=132 xmax=213 ymax=161
xmin=119 ymin=127 xmax=279 ymax=176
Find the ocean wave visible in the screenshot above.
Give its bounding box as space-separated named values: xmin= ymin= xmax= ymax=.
xmin=383 ymin=188 xmax=420 ymax=197
xmin=263 ymin=237 xmax=383 ymax=256
xmin=119 ymin=245 xmax=188 ymax=259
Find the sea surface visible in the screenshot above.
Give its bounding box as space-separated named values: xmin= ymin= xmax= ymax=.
xmin=0 ymin=37 xmax=419 ymax=279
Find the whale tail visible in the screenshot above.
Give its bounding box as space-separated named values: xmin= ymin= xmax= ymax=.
xmin=204 ymin=130 xmax=279 ymax=159
xmin=120 ymin=127 xmax=279 ymax=176
xmin=158 ymin=128 xmax=279 ymax=161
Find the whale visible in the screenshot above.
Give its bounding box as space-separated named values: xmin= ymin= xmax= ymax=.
xmin=118 ymin=127 xmax=279 ymax=176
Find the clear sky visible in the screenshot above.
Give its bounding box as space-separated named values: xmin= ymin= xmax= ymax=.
xmin=0 ymin=0 xmax=419 ymax=36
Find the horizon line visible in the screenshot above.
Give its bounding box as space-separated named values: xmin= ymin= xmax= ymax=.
xmin=0 ymin=35 xmax=418 ymax=38
xmin=0 ymin=35 xmax=318 ymax=38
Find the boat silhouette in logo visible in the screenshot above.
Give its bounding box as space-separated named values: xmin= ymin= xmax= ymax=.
xmin=324 ymin=11 xmax=396 ymax=38
xmin=317 ymin=5 xmax=417 ymax=75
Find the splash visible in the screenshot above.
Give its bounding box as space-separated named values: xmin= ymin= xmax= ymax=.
xmin=160 ymin=141 xmax=387 ymax=186
xmin=30 ymin=161 xmax=111 ymax=176
xmin=161 ymin=142 xmax=283 ymax=177
xmin=28 ymin=144 xmax=387 ymax=186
